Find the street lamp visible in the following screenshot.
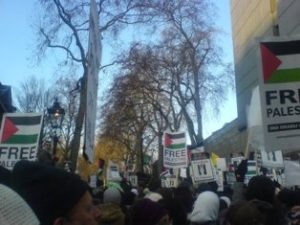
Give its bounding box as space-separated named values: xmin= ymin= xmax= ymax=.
xmin=47 ymin=98 xmax=65 ymax=160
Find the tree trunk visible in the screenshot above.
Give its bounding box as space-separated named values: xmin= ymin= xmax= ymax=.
xmin=70 ymin=76 xmax=86 ymax=172
xmin=135 ymin=130 xmax=144 ymax=173
xmin=158 ymin=131 xmax=164 ymax=174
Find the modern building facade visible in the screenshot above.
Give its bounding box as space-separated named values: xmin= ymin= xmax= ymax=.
xmin=205 ymin=0 xmax=300 ymax=156
xmin=232 ymin=0 xmax=300 ymax=129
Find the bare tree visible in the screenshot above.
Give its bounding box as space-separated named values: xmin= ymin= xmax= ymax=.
xmin=33 ymin=0 xmax=158 ymax=171
xmin=143 ymin=0 xmax=234 ymax=145
xmin=16 ymin=75 xmax=52 ymax=113
xmin=52 ymin=75 xmax=79 ymax=166
xmin=100 ymin=73 xmax=152 ymax=172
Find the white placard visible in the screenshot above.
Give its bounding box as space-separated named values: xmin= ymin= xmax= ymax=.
xmin=284 ymin=160 xmax=300 ymax=187
xmin=180 ymin=168 xmax=187 ymax=178
xmin=0 ymin=113 xmax=43 ymax=170
xmin=107 ymin=161 xmax=122 ymax=181
xmin=257 ymin=36 xmax=300 ymax=152
xmin=217 ymin=158 xmax=227 ymax=171
xmin=129 ymin=175 xmax=138 ymax=187
xmin=260 ymin=149 xmax=284 ymax=168
xmin=191 ymin=159 xmax=214 ymax=182
xmin=166 ymin=177 xmax=178 ymax=188
xmin=89 ymin=175 xmax=97 ymax=188
xmin=163 ymin=131 xmax=188 ymax=168
xmin=215 ymin=169 xmax=224 ymax=192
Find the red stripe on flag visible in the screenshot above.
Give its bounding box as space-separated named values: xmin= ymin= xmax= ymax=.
xmin=1 ymin=118 xmax=19 ymax=142
xmin=260 ymin=44 xmax=282 ymax=82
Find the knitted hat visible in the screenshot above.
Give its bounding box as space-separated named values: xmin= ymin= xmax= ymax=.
xmin=0 ymin=184 xmax=40 ymax=225
xmin=11 ymin=160 xmax=89 ymax=225
xmin=131 ymin=198 xmax=169 ymax=225
xmin=103 ymin=187 xmax=122 ymax=204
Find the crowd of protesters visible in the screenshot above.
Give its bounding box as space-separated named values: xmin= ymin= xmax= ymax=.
xmin=1 ymin=159 xmax=300 ymax=225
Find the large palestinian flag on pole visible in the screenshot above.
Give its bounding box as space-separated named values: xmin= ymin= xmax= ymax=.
xmin=163 ymin=131 xmax=187 ymax=168
xmin=258 ymin=37 xmax=300 ymax=152
xmin=0 ymin=113 xmax=43 ymax=169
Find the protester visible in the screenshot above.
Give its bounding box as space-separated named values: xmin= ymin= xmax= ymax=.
xmin=189 ymin=191 xmax=220 ymax=225
xmin=170 ymin=186 xmax=194 ymax=225
xmin=0 ymin=184 xmax=40 ymax=225
xmin=245 ymin=175 xmax=276 ymax=204
xmin=130 ymin=198 xmax=170 ymax=225
xmin=98 ymin=187 xmax=125 ymax=225
xmin=225 ymin=199 xmax=275 ymax=225
xmin=10 ymin=160 xmax=101 ymax=225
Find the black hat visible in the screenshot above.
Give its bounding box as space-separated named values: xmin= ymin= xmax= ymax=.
xmin=11 ymin=160 xmax=89 ymax=225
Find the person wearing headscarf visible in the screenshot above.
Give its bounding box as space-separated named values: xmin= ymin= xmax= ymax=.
xmin=189 ymin=191 xmax=220 ymax=225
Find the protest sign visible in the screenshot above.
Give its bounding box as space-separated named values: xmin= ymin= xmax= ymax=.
xmin=0 ymin=113 xmax=43 ymax=169
xmin=191 ymin=158 xmax=214 ymax=184
xmin=284 ymin=160 xmax=300 ymax=187
xmin=163 ymin=131 xmax=187 ymax=168
xmin=257 ymin=36 xmax=300 ymax=152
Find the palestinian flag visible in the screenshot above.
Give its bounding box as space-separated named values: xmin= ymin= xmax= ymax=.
xmin=260 ymin=40 xmax=300 ymax=84
xmin=246 ymin=160 xmax=257 ymax=176
xmin=0 ymin=113 xmax=43 ymax=145
xmin=164 ymin=132 xmax=186 ymax=149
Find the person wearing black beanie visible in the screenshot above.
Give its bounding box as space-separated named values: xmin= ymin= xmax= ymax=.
xmin=10 ymin=160 xmax=101 ymax=225
xmin=245 ymin=175 xmax=276 ymax=204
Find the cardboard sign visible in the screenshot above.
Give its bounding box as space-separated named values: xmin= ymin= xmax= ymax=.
xmin=191 ymin=159 xmax=214 ymax=183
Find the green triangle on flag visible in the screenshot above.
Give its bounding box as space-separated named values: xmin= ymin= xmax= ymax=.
xmin=260 ymin=44 xmax=282 ymax=82
xmin=1 ymin=117 xmax=19 ymax=142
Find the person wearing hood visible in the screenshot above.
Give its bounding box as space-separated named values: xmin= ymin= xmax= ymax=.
xmin=189 ymin=191 xmax=220 ymax=225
